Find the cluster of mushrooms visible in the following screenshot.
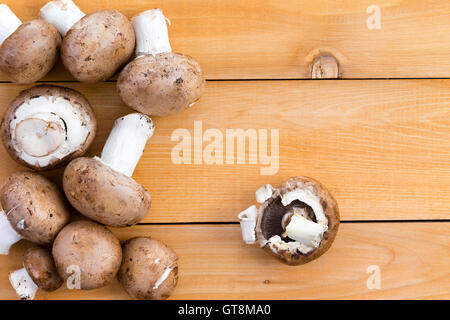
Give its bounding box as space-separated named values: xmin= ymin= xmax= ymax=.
xmin=0 ymin=0 xmax=203 ymax=300
xmin=0 ymin=0 xmax=341 ymax=300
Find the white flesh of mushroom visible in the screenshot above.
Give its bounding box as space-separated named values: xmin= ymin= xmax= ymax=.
xmin=0 ymin=4 xmax=22 ymax=45
xmin=153 ymin=265 xmax=174 ymax=290
xmin=9 ymin=268 xmax=39 ymax=300
xmin=9 ymin=96 xmax=92 ymax=168
xmin=0 ymin=209 xmax=22 ymax=255
xmin=97 ymin=114 xmax=154 ymax=177
xmin=39 ymin=0 xmax=85 ymax=37
xmin=132 ymin=9 xmax=172 ymax=57
xmin=255 ymin=184 xmax=273 ymax=203
xmin=237 ymin=205 xmax=258 ymax=244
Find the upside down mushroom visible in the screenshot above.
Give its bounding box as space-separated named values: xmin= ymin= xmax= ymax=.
xmin=117 ymin=9 xmax=205 ymax=116
xmin=63 ymin=113 xmax=153 ymax=227
xmin=0 ymin=172 xmax=70 ymax=255
xmin=40 ymin=0 xmax=135 ymax=82
xmin=238 ymin=177 xmax=340 ymax=265
xmin=0 ymin=4 xmax=61 ymax=84
xmin=1 ymin=85 xmax=97 ymax=171
xmin=9 ymin=246 xmax=63 ymax=300
xmin=118 ymin=237 xmax=179 ymax=300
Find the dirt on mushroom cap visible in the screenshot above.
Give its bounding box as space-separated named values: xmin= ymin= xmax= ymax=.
xmin=23 ymin=246 xmax=63 ymax=292
xmin=63 ymin=157 xmax=151 ymax=227
xmin=118 ymin=237 xmax=178 ymax=300
xmin=0 ymin=20 xmax=61 ymax=84
xmin=117 ymin=52 xmax=205 ymax=116
xmin=0 ymin=172 xmax=70 ymax=246
xmin=61 ymin=10 xmax=135 ymax=83
xmin=52 ymin=220 xmax=122 ymax=290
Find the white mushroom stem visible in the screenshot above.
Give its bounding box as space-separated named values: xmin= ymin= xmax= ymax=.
xmin=132 ymin=9 xmax=172 ymax=57
xmin=9 ymin=268 xmax=39 ymax=300
xmin=0 ymin=210 xmax=22 ymax=255
xmin=99 ymin=114 xmax=155 ymax=177
xmin=153 ymin=265 xmax=174 ymax=290
xmin=0 ymin=4 xmax=22 ymax=45
xmin=238 ymin=205 xmax=258 ymax=244
xmin=284 ymin=213 xmax=328 ymax=247
xmin=39 ymin=0 xmax=85 ymax=37
xmin=255 ymin=184 xmax=273 ymax=203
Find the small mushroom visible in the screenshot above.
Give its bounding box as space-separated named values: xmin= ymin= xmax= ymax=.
xmin=52 ymin=220 xmax=122 ymax=290
xmin=9 ymin=246 xmax=63 ymax=300
xmin=118 ymin=237 xmax=178 ymax=300
xmin=1 ymin=85 xmax=97 ymax=171
xmin=63 ymin=113 xmax=153 ymax=227
xmin=0 ymin=172 xmax=71 ymax=255
xmin=0 ymin=4 xmax=61 ymax=84
xmin=40 ymin=0 xmax=135 ymax=83
xmin=117 ymin=9 xmax=205 ymax=117
xmin=238 ymin=177 xmax=340 ymax=265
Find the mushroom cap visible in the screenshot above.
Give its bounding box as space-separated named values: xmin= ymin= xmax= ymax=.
xmin=0 ymin=172 xmax=70 ymax=246
xmin=1 ymin=85 xmax=97 ymax=171
xmin=62 ymin=157 xmax=151 ymax=227
xmin=257 ymin=176 xmax=340 ymax=265
xmin=23 ymin=246 xmax=63 ymax=292
xmin=61 ymin=10 xmax=135 ymax=83
xmin=0 ymin=19 xmax=61 ymax=84
xmin=52 ymin=220 xmax=122 ymax=290
xmin=117 ymin=52 xmax=205 ymax=117
xmin=118 ymin=237 xmax=178 ymax=300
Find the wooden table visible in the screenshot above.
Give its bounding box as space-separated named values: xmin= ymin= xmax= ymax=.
xmin=0 ymin=0 xmax=449 ymax=299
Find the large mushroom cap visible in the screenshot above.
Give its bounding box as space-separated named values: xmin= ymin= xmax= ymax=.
xmin=52 ymin=220 xmax=122 ymax=290
xmin=1 ymin=85 xmax=97 ymax=171
xmin=118 ymin=237 xmax=178 ymax=300
xmin=62 ymin=10 xmax=135 ymax=83
xmin=63 ymin=157 xmax=151 ymax=227
xmin=117 ymin=52 xmax=205 ymax=117
xmin=256 ymin=177 xmax=340 ymax=265
xmin=0 ymin=19 xmax=61 ymax=84
xmin=23 ymin=246 xmax=63 ymax=292
xmin=0 ymin=172 xmax=70 ymax=246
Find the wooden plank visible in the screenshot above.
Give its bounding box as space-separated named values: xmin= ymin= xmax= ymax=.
xmin=0 ymin=223 xmax=448 ymax=300
xmin=1 ymin=80 xmax=450 ymax=222
xmin=1 ymin=0 xmax=450 ymax=80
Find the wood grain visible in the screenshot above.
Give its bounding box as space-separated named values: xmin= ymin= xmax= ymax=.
xmin=1 ymin=80 xmax=450 ymax=222
xmin=2 ymin=0 xmax=450 ymax=80
xmin=0 ymin=223 xmax=448 ymax=300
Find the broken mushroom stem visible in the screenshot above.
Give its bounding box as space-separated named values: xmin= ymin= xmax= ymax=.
xmin=98 ymin=113 xmax=155 ymax=177
xmin=0 ymin=4 xmax=22 ymax=44
xmin=0 ymin=209 xmax=22 ymax=255
xmin=133 ymin=9 xmax=172 ymax=57
xmin=9 ymin=267 xmax=38 ymax=300
xmin=281 ymin=207 xmax=328 ymax=246
xmin=39 ymin=0 xmax=85 ymax=36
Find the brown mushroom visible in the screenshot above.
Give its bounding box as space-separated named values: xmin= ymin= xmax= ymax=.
xmin=118 ymin=237 xmax=178 ymax=300
xmin=0 ymin=5 xmax=61 ymax=84
xmin=1 ymin=85 xmax=97 ymax=171
xmin=9 ymin=246 xmax=63 ymax=300
xmin=62 ymin=113 xmax=153 ymax=227
xmin=40 ymin=0 xmax=135 ymax=83
xmin=52 ymin=220 xmax=122 ymax=290
xmin=117 ymin=9 xmax=205 ymax=117
xmin=238 ymin=177 xmax=340 ymax=265
xmin=0 ymin=172 xmax=71 ymax=255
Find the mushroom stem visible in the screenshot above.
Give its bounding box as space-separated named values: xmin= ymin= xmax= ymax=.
xmin=39 ymin=0 xmax=85 ymax=37
xmin=0 ymin=4 xmax=22 ymax=45
xmin=238 ymin=205 xmax=258 ymax=244
xmin=284 ymin=214 xmax=327 ymax=247
xmin=132 ymin=9 xmax=172 ymax=57
xmin=0 ymin=210 xmax=22 ymax=255
xmin=9 ymin=268 xmax=39 ymax=300
xmin=99 ymin=114 xmax=154 ymax=177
